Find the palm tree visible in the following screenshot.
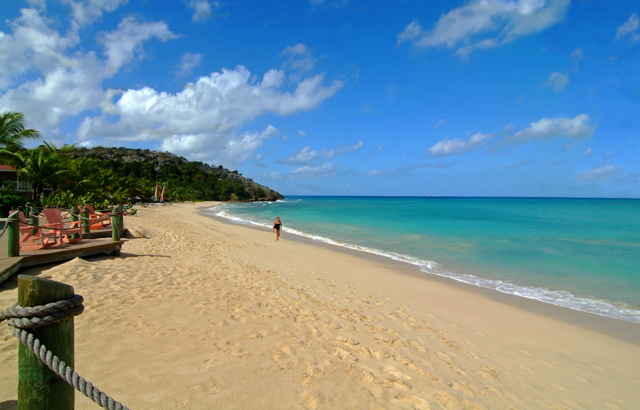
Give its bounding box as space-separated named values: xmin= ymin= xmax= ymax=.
xmin=0 ymin=111 xmax=40 ymax=151
xmin=0 ymin=147 xmax=68 ymax=200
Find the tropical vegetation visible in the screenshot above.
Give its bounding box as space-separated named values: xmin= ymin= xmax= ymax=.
xmin=0 ymin=111 xmax=283 ymax=215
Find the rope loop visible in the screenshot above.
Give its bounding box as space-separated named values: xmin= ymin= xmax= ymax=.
xmin=1 ymin=295 xmax=129 ymax=410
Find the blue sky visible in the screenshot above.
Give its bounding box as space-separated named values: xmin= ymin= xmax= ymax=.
xmin=1 ymin=0 xmax=639 ymax=197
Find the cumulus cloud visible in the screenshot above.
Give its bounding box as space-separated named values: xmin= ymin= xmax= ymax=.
xmin=504 ymin=114 xmax=595 ymax=144
xmin=542 ymin=71 xmax=568 ymax=91
xmin=281 ymin=44 xmax=319 ymax=73
xmin=79 ymin=65 xmax=343 ymax=162
xmin=428 ymin=132 xmax=493 ymax=157
xmin=99 ymin=17 xmax=177 ymax=75
xmin=280 ymin=146 xmax=322 ymax=164
xmin=0 ymin=8 xmax=79 ymax=89
xmin=183 ymin=0 xmax=220 ymax=22
xmin=0 ymin=5 xmax=344 ymax=167
xmin=161 ymin=126 xmax=278 ymax=167
xmin=576 ymin=165 xmax=621 ymax=182
xmin=176 ymin=52 xmax=203 ymax=77
xmin=397 ymin=0 xmax=569 ymax=57
xmin=64 ymin=0 xmax=129 ymax=27
xmin=616 ymin=13 xmax=640 ymax=42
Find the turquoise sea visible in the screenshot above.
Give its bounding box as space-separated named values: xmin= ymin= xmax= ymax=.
xmin=208 ymin=197 xmax=640 ymax=324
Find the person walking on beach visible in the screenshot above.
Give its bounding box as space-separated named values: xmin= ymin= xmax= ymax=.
xmin=273 ymin=217 xmax=282 ymax=242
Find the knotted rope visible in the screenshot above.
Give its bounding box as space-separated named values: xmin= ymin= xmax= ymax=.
xmin=0 ymin=296 xmax=129 ymax=410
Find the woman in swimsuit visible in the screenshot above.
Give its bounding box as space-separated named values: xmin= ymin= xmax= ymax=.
xmin=273 ymin=217 xmax=282 ymax=242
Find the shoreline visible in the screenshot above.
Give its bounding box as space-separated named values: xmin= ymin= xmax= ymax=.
xmin=202 ymin=206 xmax=640 ymax=345
xmin=1 ymin=202 xmax=638 ymax=409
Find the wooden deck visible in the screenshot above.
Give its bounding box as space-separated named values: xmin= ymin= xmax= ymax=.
xmin=0 ymin=223 xmax=125 ymax=284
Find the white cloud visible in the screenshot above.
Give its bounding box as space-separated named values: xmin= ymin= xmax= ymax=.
xmin=79 ymin=66 xmax=343 ymax=164
xmin=365 ymin=169 xmax=382 ymax=176
xmin=280 ymin=141 xmax=364 ymax=164
xmin=397 ymin=0 xmax=569 ymax=57
xmin=616 ymin=14 xmax=640 ymax=42
xmin=576 ymin=165 xmax=621 ymax=182
xmin=161 ymin=126 xmax=278 ymax=167
xmin=176 ymin=52 xmax=203 ymax=77
xmin=0 ymin=53 xmax=105 ymax=131
xmin=0 ymin=6 xmax=343 ymax=168
xmin=297 ymin=130 xmax=308 ymax=138
xmin=183 ymin=0 xmax=220 ymax=22
xmin=584 ymin=147 xmax=592 ymax=155
xmin=570 ymin=47 xmax=583 ymax=62
xmin=325 ymin=141 xmax=364 ymax=159
xmin=428 ymin=132 xmax=493 ymax=157
xmin=505 ymin=114 xmax=595 ymax=144
xmin=434 ymin=119 xmax=446 ymax=128
xmin=542 ymin=71 xmax=568 ymax=92
xmin=281 ymin=44 xmax=318 ymax=72
xmin=290 ymin=163 xmax=340 ymax=179
xmin=0 ymin=8 xmax=79 ymax=89
xmin=64 ymin=0 xmax=129 ymax=27
xmin=501 ymin=123 xmax=515 ymax=134
xmin=99 ymin=16 xmax=177 ymax=76
xmin=26 ymin=0 xmax=47 ymax=10
xmin=281 ymin=146 xmax=321 ymax=164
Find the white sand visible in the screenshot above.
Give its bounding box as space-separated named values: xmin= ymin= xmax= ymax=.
xmin=1 ymin=202 xmax=639 ymax=409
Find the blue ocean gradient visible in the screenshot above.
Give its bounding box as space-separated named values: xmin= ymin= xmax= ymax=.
xmin=209 ymin=197 xmax=640 ymax=323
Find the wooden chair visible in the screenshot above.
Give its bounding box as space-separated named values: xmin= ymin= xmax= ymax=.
xmin=11 ymin=210 xmax=58 ymax=250
xmin=42 ymin=208 xmax=83 ymax=244
xmin=85 ymin=205 xmax=112 ymax=230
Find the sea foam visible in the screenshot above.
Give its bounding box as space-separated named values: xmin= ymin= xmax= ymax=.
xmin=208 ymin=205 xmax=640 ymax=324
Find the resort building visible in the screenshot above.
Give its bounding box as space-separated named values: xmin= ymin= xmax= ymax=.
xmin=0 ymin=165 xmax=33 ymax=199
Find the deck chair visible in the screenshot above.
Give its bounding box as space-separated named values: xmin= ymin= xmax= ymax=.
xmin=42 ymin=208 xmax=83 ymax=244
xmin=85 ymin=205 xmax=112 ymax=230
xmin=11 ymin=210 xmax=58 ymax=250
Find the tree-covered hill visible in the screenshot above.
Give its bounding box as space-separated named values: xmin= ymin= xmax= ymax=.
xmin=69 ymin=147 xmax=284 ymax=202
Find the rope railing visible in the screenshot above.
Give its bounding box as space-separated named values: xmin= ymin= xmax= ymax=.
xmin=1 ymin=294 xmax=129 ymax=410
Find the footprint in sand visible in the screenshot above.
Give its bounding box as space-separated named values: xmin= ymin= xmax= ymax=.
xmin=450 ymin=382 xmax=474 ymax=397
xmin=384 ymin=366 xmax=411 ymax=380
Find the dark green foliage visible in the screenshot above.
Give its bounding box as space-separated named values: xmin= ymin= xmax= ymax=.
xmin=0 ymin=184 xmax=27 ymax=217
xmin=68 ymin=147 xmax=283 ymax=202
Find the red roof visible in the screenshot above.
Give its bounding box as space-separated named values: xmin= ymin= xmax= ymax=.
xmin=0 ymin=165 xmax=15 ymax=171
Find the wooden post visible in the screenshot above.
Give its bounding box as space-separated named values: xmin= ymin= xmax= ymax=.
xmin=8 ymin=210 xmax=20 ymax=257
xmin=111 ymin=206 xmax=121 ymax=256
xmin=17 ymin=275 xmax=75 ymax=409
xmin=29 ymin=207 xmax=39 ymax=237
xmin=81 ymin=206 xmax=90 ymax=235
xmin=70 ymin=207 xmax=79 ymax=241
xmin=118 ymin=206 xmax=125 ymax=231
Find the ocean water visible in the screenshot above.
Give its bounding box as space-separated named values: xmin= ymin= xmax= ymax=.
xmin=208 ymin=197 xmax=640 ymax=324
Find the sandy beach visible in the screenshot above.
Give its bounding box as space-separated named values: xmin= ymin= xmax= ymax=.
xmin=1 ymin=202 xmax=639 ymax=409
